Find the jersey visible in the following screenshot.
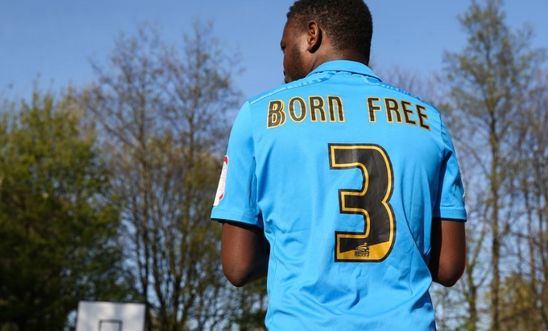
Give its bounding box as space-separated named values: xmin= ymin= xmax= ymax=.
xmin=211 ymin=60 xmax=467 ymax=330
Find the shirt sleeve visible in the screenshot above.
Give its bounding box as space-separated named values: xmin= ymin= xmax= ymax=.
xmin=433 ymin=119 xmax=467 ymax=221
xmin=210 ymin=101 xmax=262 ymax=228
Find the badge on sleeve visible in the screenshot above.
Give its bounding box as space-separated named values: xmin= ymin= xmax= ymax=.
xmin=213 ymin=155 xmax=229 ymax=206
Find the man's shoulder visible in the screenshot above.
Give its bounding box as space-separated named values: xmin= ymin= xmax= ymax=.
xmin=246 ymin=74 xmax=333 ymax=106
xmin=377 ymin=81 xmax=440 ymax=112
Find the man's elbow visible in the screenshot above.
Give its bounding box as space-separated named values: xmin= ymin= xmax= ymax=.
xmin=433 ymin=264 xmax=465 ymax=287
xmin=222 ymin=261 xmax=252 ymax=287
xmin=434 ymin=276 xmax=459 ymax=287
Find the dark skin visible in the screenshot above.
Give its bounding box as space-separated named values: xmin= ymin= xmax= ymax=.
xmin=430 ymin=218 xmax=466 ymax=286
xmin=220 ymin=18 xmax=466 ymax=288
xmin=221 ymin=222 xmax=269 ymax=287
xmin=281 ymin=19 xmax=369 ymax=83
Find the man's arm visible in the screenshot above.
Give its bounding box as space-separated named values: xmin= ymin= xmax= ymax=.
xmin=429 ymin=219 xmax=466 ymax=287
xmin=221 ymin=222 xmax=269 ymax=287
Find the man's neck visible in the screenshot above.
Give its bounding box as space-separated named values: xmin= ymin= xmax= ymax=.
xmin=311 ymin=50 xmax=369 ymax=71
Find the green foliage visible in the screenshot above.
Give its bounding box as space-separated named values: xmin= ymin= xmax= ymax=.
xmin=0 ymin=92 xmax=130 ymax=331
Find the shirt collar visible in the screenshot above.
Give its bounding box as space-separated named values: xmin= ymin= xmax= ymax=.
xmin=306 ymin=60 xmax=380 ymax=80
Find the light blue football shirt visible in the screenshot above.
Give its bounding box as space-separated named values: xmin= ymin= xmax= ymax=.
xmin=211 ymin=60 xmax=466 ymax=330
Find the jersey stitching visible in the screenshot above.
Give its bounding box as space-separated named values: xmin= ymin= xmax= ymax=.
xmin=377 ymin=82 xmax=436 ymax=109
xmin=248 ymin=72 xmax=336 ymax=105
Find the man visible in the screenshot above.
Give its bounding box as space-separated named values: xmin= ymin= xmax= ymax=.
xmin=211 ymin=0 xmax=466 ymax=329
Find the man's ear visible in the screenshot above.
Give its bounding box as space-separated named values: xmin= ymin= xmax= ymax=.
xmin=306 ymin=21 xmax=322 ymax=52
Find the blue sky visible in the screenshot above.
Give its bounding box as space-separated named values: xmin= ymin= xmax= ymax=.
xmin=0 ymin=0 xmax=546 ymax=102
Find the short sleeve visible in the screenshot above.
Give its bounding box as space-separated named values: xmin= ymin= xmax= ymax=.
xmin=210 ymin=102 xmax=261 ymax=227
xmin=433 ymin=120 xmax=467 ymax=221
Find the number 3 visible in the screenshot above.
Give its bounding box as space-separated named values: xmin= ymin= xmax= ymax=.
xmin=329 ymin=144 xmax=396 ymax=262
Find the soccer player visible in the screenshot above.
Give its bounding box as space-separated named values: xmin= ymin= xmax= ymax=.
xmin=211 ymin=0 xmax=467 ymax=329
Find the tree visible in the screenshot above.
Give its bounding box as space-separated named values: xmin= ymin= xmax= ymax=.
xmin=85 ymin=23 xmax=266 ymax=330
xmin=443 ymin=0 xmax=546 ymax=329
xmin=508 ymin=68 xmax=548 ymax=330
xmin=0 ymin=91 xmax=129 ymax=331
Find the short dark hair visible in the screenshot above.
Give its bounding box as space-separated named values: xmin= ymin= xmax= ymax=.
xmin=287 ymin=0 xmax=373 ymax=63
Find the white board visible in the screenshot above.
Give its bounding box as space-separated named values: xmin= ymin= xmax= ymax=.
xmin=76 ymin=301 xmax=145 ymax=331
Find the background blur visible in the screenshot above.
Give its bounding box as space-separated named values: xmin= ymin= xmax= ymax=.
xmin=0 ymin=0 xmax=546 ymax=330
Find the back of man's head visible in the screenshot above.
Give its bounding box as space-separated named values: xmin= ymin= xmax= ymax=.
xmin=287 ymin=0 xmax=373 ymax=64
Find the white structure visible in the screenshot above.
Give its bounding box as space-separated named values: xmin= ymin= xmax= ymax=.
xmin=76 ymin=302 xmax=145 ymax=331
